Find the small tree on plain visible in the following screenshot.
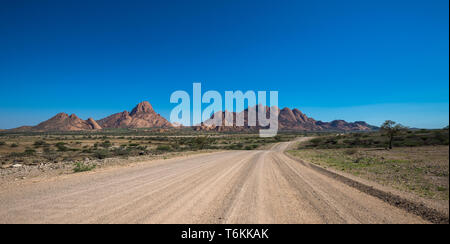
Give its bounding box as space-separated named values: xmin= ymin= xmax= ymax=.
xmin=380 ymin=120 xmax=407 ymax=149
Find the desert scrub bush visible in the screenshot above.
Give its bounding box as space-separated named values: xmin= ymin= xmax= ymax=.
xmin=43 ymin=152 xmax=59 ymax=162
xmin=0 ymin=141 xmax=5 ymax=146
xmin=433 ymin=131 xmax=449 ymax=145
xmin=228 ymin=143 xmax=244 ymax=150
xmin=437 ymin=186 xmax=447 ymax=192
xmin=100 ymin=140 xmax=112 ymax=148
xmin=93 ymin=149 xmax=111 ymax=159
xmin=325 ymin=138 xmax=338 ymax=145
xmin=170 ymin=143 xmax=180 ymax=150
xmin=344 ymin=148 xmax=358 ymax=155
xmin=244 ymin=144 xmax=259 ymax=150
xmin=55 ymin=142 xmax=69 ymax=152
xmin=33 ymin=140 xmax=48 ymax=148
xmin=24 ymin=147 xmax=36 ymax=156
xmin=81 ymin=148 xmax=93 ymax=153
xmin=111 ymin=148 xmax=133 ymax=157
xmin=156 ymin=145 xmax=172 ymax=151
xmin=193 ymin=136 xmax=210 ymax=150
xmin=306 ymin=137 xmax=324 ymax=146
xmin=8 ymin=152 xmax=25 ymax=157
xmin=135 ymin=145 xmax=147 ymax=150
xmin=73 ymin=162 xmax=96 ymax=173
xmin=10 ymin=143 xmax=19 ymax=148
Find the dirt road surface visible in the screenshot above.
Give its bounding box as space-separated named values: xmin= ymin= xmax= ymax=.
xmin=0 ymin=140 xmax=428 ymax=223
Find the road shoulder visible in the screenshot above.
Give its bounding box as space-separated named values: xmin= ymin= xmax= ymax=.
xmin=285 ymin=150 xmax=449 ymax=224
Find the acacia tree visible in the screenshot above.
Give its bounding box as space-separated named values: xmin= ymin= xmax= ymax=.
xmin=380 ymin=120 xmax=407 ymax=149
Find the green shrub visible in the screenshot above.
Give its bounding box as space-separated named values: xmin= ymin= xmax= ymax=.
xmin=93 ymin=149 xmax=111 ymax=159
xmin=156 ymin=145 xmax=171 ymax=151
xmin=193 ymin=136 xmax=209 ymax=149
xmin=228 ymin=143 xmax=244 ymax=150
xmin=170 ymin=143 xmax=180 ymax=150
xmin=82 ymin=148 xmax=93 ymax=153
xmin=73 ymin=162 xmax=96 ymax=173
xmin=10 ymin=143 xmax=19 ymax=148
xmin=344 ymin=148 xmax=358 ymax=155
xmin=100 ymin=140 xmax=112 ymax=148
xmin=244 ymin=144 xmax=258 ymax=150
xmin=112 ymin=148 xmax=133 ymax=156
xmin=9 ymin=152 xmax=25 ymax=157
xmin=309 ymin=138 xmax=323 ymax=144
xmin=55 ymin=142 xmax=70 ymax=151
xmin=33 ymin=140 xmax=47 ymax=147
xmin=0 ymin=141 xmax=5 ymax=146
xmin=24 ymin=148 xmax=36 ymax=156
xmin=437 ymin=186 xmax=447 ymax=192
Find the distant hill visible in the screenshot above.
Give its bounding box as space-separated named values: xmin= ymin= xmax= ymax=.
xmin=196 ymin=105 xmax=378 ymax=132
xmin=9 ymin=113 xmax=102 ymax=132
xmin=8 ymin=101 xmax=172 ymax=132
xmin=6 ymin=102 xmax=377 ymax=132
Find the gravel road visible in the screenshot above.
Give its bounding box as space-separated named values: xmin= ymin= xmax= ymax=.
xmin=0 ymin=140 xmax=428 ymax=223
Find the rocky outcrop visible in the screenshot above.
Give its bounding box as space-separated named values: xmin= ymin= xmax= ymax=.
xmin=97 ymin=101 xmax=173 ymax=129
xmin=198 ymin=106 xmax=377 ymax=132
xmin=86 ymin=118 xmax=102 ymax=130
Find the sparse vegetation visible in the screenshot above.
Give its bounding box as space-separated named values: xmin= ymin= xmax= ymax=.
xmin=33 ymin=140 xmax=47 ymax=147
xmin=73 ymin=162 xmax=96 ymax=173
xmin=290 ymin=128 xmax=449 ymax=200
xmin=156 ymin=145 xmax=172 ymax=151
xmin=55 ymin=142 xmax=70 ymax=152
xmin=99 ymin=140 xmax=112 ymax=148
xmin=24 ymin=147 xmax=36 ymax=156
xmin=288 ymin=146 xmax=449 ymax=200
xmin=0 ymin=129 xmax=295 ymax=176
xmin=299 ymin=129 xmax=448 ymax=149
xmin=290 ymin=127 xmax=449 ymax=199
xmin=93 ymin=149 xmax=111 ymax=159
xmin=0 ymin=129 xmax=297 ymax=169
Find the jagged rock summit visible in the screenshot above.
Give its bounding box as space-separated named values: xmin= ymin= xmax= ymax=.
xmin=97 ymin=101 xmax=173 ymax=129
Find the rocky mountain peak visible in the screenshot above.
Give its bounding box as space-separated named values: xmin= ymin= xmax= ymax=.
xmin=130 ymin=101 xmax=154 ymax=116
xmin=69 ymin=114 xmax=80 ymax=120
xmin=54 ymin=112 xmax=69 ymax=118
xmin=97 ymin=101 xmax=172 ymax=129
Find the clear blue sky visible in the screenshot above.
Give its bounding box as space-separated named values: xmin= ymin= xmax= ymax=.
xmin=0 ymin=0 xmax=448 ymax=129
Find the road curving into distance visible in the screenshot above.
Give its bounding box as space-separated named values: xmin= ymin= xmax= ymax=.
xmin=0 ymin=139 xmax=428 ymax=224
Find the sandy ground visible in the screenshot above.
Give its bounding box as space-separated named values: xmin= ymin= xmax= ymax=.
xmin=0 ymin=139 xmax=428 ymax=224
